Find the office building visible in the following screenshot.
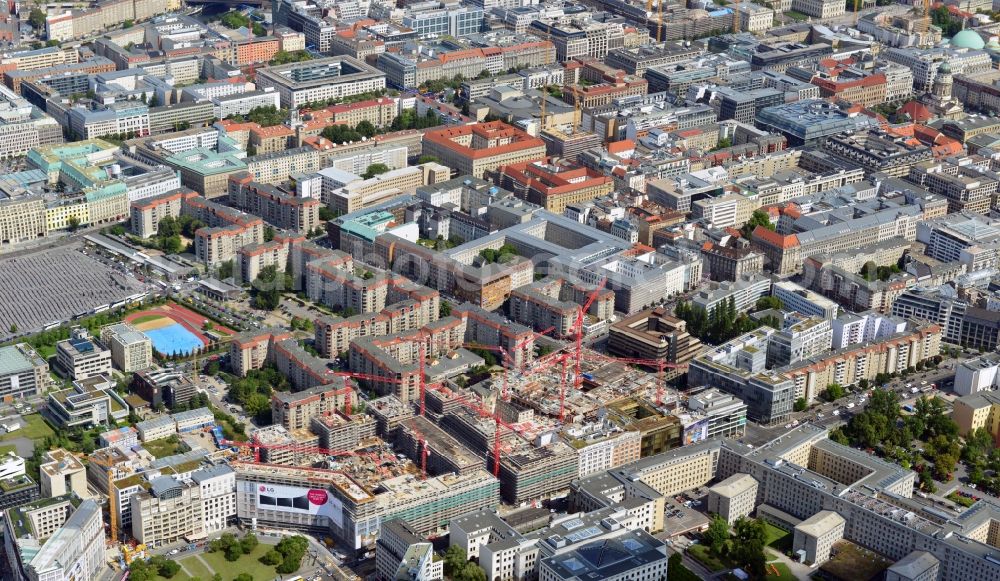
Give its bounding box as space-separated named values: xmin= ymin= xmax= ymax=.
xmin=538 ymin=529 xmax=668 ymax=581
xmin=772 ymin=281 xmax=839 ymax=320
xmin=47 ymin=378 xmax=129 ymax=429
xmin=54 ymin=328 xmax=112 ymax=380
xmin=135 ymin=416 xmax=177 ymax=443
xmin=192 ymin=464 xmax=236 ymax=534
xmin=3 ymin=497 xmax=104 ymax=581
xmin=0 ymin=344 xmax=48 ymax=399
xmin=886 ymin=551 xmax=940 ymax=581
xmin=608 ymin=307 xmax=702 ymax=369
xmin=707 ymin=473 xmax=758 ymax=525
xmin=700 ymin=242 xmax=764 ymax=282
xmin=423 ymin=121 xmax=546 ymax=180
xmin=686 ymin=388 xmax=748 ymax=440
xmin=954 ymin=354 xmax=1000 ymax=396
xmin=255 ymin=57 xmax=387 ymax=109
xmin=234 ymin=461 xmax=498 ymax=548
xmin=130 ymin=476 xmax=205 ymax=548
xmin=39 ymin=449 xmax=89 ymax=499
xmin=792 ymin=510 xmax=845 ymax=565
xmin=756 ymin=99 xmax=879 ymax=146
xmin=498 ymin=159 xmax=613 ymax=213
xmin=99 ymin=323 xmax=152 ymax=372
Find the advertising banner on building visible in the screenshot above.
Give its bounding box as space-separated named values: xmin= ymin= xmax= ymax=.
xmin=255 ymin=483 xmax=343 ymax=527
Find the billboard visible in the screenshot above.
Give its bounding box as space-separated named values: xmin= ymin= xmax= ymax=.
xmin=683 ymin=417 xmax=710 ymax=445
xmin=255 ymin=483 xmax=343 ymax=527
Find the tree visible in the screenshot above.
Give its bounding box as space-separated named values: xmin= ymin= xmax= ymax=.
xmin=825 ymin=383 xmax=845 ymax=401
xmin=8 ymin=324 xmax=16 ymax=334
xmin=732 ymin=517 xmax=767 ymax=577
xmin=418 ymin=155 xmax=440 ymax=164
xmin=261 ymin=549 xmax=283 ymax=565
xmin=149 ymin=93 xmax=160 ymax=107
xmin=794 ymin=397 xmax=807 ymax=412
xmin=226 ymin=543 xmax=243 ymax=561
xmin=756 ymin=296 xmax=782 ymax=311
xmin=252 ymin=265 xmax=282 ymax=310
xmin=218 ymin=260 xmax=234 ymax=280
xmin=159 ymin=560 xmax=180 ymax=578
xmin=240 ymin=533 xmax=258 ymax=554
xmin=704 ymin=515 xmax=730 ymax=553
xmin=740 ymin=209 xmax=775 ymax=240
xmin=264 ymin=226 xmax=275 ymax=242
xmin=444 ymin=545 xmax=468 ymax=577
xmin=234 ymin=575 xmax=254 ymax=581
xmin=362 ymin=163 xmax=390 ymax=179
xmin=319 ymin=206 xmax=335 ymax=221
xmin=67 ymin=215 xmax=81 ymax=231
xmin=356 ymin=120 xmax=377 ymax=138
xmin=29 ymin=8 xmax=46 ymax=31
xmin=439 ymin=302 xmax=452 ymax=317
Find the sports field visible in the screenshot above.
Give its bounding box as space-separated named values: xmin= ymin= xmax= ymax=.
xmin=125 ymin=302 xmax=233 ymax=356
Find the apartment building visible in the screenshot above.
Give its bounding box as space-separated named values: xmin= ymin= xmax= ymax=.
xmin=689 ymin=319 xmax=940 ymax=423
xmin=271 ymin=383 xmax=357 ymax=431
xmin=227 ymin=172 xmax=320 ymax=235
xmin=423 ymin=121 xmax=546 ymax=180
xmin=314 ymin=283 xmax=443 ymax=357
xmin=228 ymin=328 xmax=293 ymax=377
xmin=100 ymin=323 xmax=152 ymax=372
xmin=183 ymin=195 xmax=265 ymax=267
xmin=238 ymin=240 xmax=290 ymax=285
xmin=54 ymin=328 xmax=111 ymax=380
xmin=129 ymin=187 xmax=197 ymax=239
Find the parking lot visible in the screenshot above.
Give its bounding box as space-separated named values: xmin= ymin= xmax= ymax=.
xmin=0 ymin=244 xmax=150 ymax=342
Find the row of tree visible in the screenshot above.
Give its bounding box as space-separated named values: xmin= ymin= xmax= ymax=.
xmin=674 ymin=297 xmax=779 ymax=344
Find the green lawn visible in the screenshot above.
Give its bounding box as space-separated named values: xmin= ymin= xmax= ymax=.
xmin=0 ymin=414 xmax=55 ymax=442
xmin=142 ymin=438 xmax=185 ymax=459
xmin=199 ymin=543 xmax=282 ymax=580
xmin=947 ymin=492 xmax=976 ymax=508
xmin=177 ymin=554 xmax=214 ymax=579
xmin=687 ymin=544 xmax=728 ymax=572
xmin=0 ymin=444 xmax=16 ymax=455
xmin=767 ymin=562 xmax=797 ymax=581
xmin=763 ymin=522 xmax=792 ymax=551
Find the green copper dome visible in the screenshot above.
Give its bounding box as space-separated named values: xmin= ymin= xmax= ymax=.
xmin=951 ymin=30 xmax=985 ymax=50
